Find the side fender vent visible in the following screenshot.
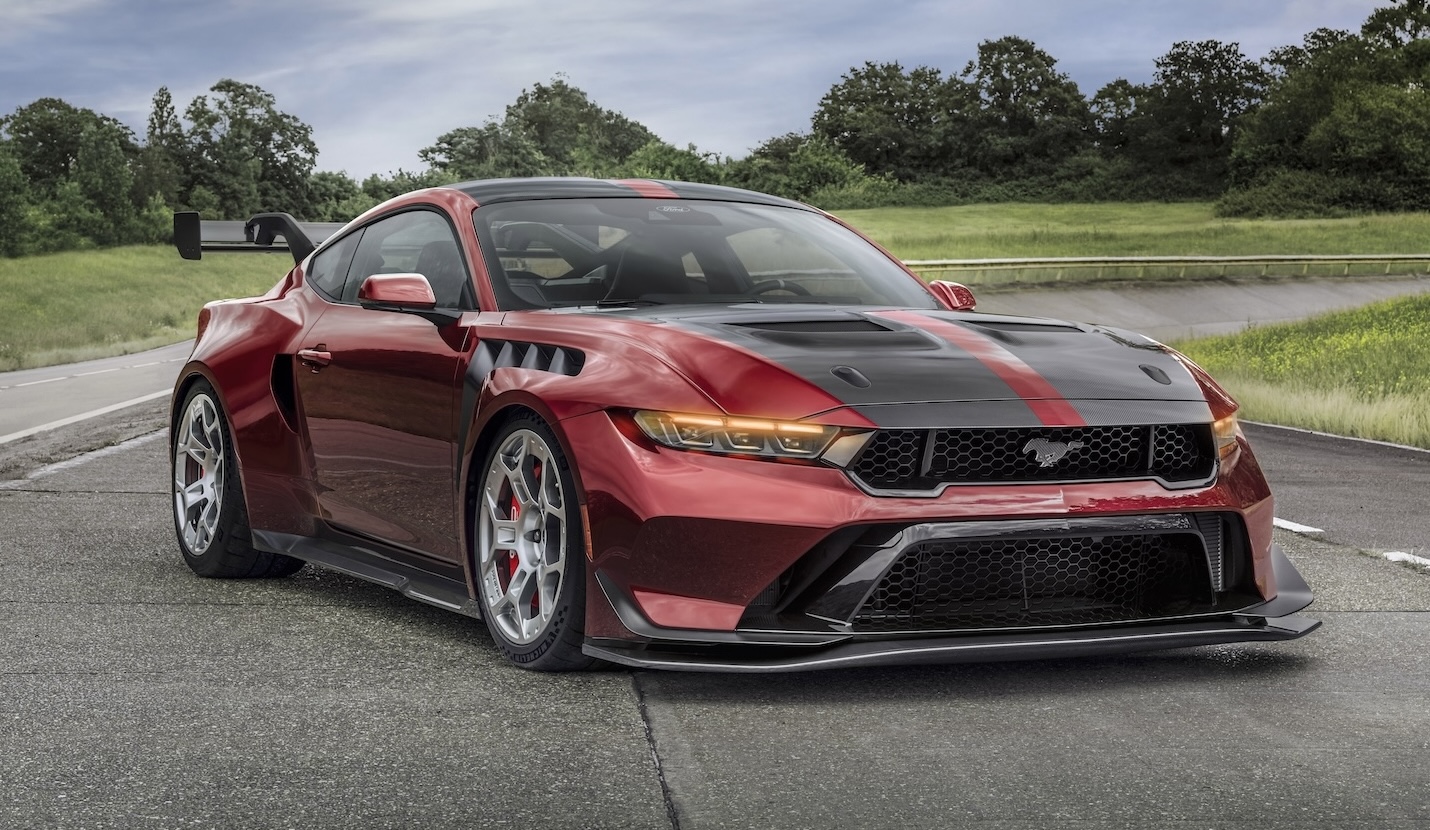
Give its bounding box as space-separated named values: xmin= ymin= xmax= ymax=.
xmin=271 ymin=355 xmax=299 ymax=432
xmin=471 ymin=339 xmax=586 ymax=381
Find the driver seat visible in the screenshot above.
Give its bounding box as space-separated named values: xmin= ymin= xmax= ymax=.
xmin=602 ymin=243 xmax=692 ymax=302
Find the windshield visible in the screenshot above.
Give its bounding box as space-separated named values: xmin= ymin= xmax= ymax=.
xmin=471 ymin=198 xmax=939 ymax=310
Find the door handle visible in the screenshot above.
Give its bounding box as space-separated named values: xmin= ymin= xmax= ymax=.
xmin=297 ymin=346 xmax=332 ymax=371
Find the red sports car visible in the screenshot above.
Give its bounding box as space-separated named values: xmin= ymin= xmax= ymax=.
xmin=169 ymin=178 xmax=1318 ymax=672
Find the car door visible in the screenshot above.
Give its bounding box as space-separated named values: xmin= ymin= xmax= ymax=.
xmin=293 ymin=208 xmax=475 ymax=563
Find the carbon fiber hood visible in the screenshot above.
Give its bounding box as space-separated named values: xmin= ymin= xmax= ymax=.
xmin=554 ymin=304 xmax=1217 ymax=428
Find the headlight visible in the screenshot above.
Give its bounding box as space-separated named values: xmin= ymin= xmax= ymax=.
xmin=1213 ymin=412 xmax=1241 ymax=460
xmin=633 ymin=410 xmax=843 ymax=459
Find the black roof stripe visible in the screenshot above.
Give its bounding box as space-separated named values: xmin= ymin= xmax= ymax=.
xmin=450 ymin=177 xmax=813 ymax=210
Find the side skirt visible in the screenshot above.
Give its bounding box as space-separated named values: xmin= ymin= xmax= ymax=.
xmin=252 ymin=529 xmax=482 ymax=619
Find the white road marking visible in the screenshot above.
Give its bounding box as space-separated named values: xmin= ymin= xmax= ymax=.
xmin=0 ymin=389 xmax=169 ymax=446
xmin=1274 ymin=518 xmax=1325 ymax=535
xmin=130 ymin=361 xmax=160 ymax=368
xmin=1245 ymin=420 xmax=1430 ymax=455
xmin=14 ymin=376 xmax=65 ymax=388
xmin=74 ymin=367 xmax=121 ymax=377
xmin=1384 ymin=551 xmax=1430 ymax=569
xmin=0 ymin=430 xmax=165 ymax=490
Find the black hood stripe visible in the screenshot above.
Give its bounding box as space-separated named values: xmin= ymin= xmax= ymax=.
xmin=873 ymin=311 xmax=1088 ymax=428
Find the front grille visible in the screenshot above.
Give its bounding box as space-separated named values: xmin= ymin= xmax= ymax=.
xmin=853 ymin=533 xmax=1214 ymax=632
xmin=848 ymin=425 xmax=1214 ymax=492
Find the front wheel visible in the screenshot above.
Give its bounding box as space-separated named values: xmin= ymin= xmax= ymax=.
xmin=171 ymin=380 xmax=303 ymax=579
xmin=475 ymin=414 xmax=593 ymax=671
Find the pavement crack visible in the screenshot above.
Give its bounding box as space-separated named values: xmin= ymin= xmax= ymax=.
xmin=632 ymin=672 xmax=682 ymax=830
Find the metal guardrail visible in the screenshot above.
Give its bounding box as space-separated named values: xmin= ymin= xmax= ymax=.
xmin=903 ymin=254 xmax=1430 ymax=285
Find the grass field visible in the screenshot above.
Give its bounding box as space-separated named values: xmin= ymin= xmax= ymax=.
xmin=1174 ymin=294 xmax=1430 ymax=449
xmin=0 ymin=246 xmax=287 ymax=370
xmin=839 ymin=202 xmax=1430 ymax=260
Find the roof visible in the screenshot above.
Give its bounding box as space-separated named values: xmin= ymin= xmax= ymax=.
xmin=447 ymin=177 xmax=813 ymax=210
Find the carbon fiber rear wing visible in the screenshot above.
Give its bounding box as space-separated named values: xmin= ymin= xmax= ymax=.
xmin=173 ymin=212 xmax=345 ymax=265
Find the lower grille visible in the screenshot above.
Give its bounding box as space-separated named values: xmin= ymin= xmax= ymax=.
xmin=853 ymin=533 xmax=1214 ymax=632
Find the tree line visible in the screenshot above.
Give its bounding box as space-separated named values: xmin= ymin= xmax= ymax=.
xmin=1 ymin=0 xmax=1426 ymax=257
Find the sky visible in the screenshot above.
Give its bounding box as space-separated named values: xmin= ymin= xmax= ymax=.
xmin=0 ymin=0 xmax=1390 ymax=180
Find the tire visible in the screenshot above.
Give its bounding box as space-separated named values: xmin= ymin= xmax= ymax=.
xmin=474 ymin=414 xmax=594 ymax=671
xmin=171 ymin=380 xmax=303 ymax=579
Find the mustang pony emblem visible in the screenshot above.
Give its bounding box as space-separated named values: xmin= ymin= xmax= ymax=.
xmin=1023 ymin=438 xmax=1086 ymax=468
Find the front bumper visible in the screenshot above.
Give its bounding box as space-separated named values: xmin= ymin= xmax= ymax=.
xmin=582 ymin=544 xmax=1319 ymax=673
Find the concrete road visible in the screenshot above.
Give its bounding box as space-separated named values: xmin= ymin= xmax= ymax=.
xmin=976 ymin=275 xmax=1430 ymax=342
xmin=1 ymin=432 xmax=1427 ymax=829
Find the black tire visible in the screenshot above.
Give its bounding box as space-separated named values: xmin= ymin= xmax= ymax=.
xmin=473 ymin=413 xmax=594 ymax=671
xmin=171 ymin=380 xmax=303 ymax=579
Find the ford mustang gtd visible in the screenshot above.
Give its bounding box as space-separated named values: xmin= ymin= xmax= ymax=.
xmin=169 ymin=178 xmax=1318 ymax=672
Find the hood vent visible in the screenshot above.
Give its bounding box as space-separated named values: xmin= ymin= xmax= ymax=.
xmin=733 ymin=320 xmax=891 ymax=333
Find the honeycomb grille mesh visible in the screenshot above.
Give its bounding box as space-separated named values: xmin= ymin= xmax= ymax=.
xmin=849 ymin=425 xmax=1213 ymax=491
xmin=853 ymin=533 xmax=1213 ymax=631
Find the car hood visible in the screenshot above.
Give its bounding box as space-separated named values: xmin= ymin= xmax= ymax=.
xmin=558 ymin=304 xmax=1216 ymax=428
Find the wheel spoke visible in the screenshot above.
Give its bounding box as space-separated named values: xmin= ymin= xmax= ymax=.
xmin=477 ymin=426 xmax=572 ymax=647
xmin=172 ymin=392 xmax=226 ymax=557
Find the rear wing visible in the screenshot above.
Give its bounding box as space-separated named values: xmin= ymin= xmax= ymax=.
xmin=173 ymin=212 xmax=346 ymax=265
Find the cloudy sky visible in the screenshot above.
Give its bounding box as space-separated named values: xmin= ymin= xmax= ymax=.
xmin=0 ymin=0 xmax=1387 ymax=179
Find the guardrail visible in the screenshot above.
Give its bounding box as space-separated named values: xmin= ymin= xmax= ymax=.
xmin=902 ymin=254 xmax=1430 ymax=286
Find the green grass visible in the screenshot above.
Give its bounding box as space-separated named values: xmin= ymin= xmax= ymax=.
xmin=1174 ymin=294 xmax=1430 ymax=449
xmin=0 ymin=246 xmax=289 ymax=370
xmin=839 ymin=202 xmax=1430 ymax=260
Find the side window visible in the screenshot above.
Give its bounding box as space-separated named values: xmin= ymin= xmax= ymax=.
xmin=344 ymin=210 xmax=475 ymax=309
xmin=306 ymin=231 xmax=361 ymax=301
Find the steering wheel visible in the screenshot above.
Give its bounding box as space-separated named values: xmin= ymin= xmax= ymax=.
xmin=748 ymin=279 xmax=812 ymax=296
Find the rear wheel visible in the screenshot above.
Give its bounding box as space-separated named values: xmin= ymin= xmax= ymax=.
xmin=475 ymin=415 xmax=593 ymax=670
xmin=171 ymin=380 xmax=303 ymax=579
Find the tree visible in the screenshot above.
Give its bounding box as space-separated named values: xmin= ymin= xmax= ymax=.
xmin=618 ymin=141 xmax=724 ymax=184
xmin=1362 ymin=0 xmax=1430 ymax=46
xmin=0 ymin=141 xmax=34 ymax=256
xmin=811 ymin=62 xmax=955 ymax=180
xmin=727 ymin=133 xmax=872 ymax=201
xmin=307 ymin=170 xmax=374 ymax=222
xmin=960 ymin=36 xmax=1091 ymax=178
xmin=1223 ymin=2 xmax=1430 ymax=214
xmin=421 ymin=77 xmax=657 ymax=179
xmin=504 ymin=77 xmax=656 ymax=172
xmin=1129 ymin=40 xmax=1267 ymax=193
xmin=420 ymin=123 xmax=552 ymax=179
xmin=1 ymin=98 xmax=128 ymax=196
xmin=69 ymin=120 xmax=137 ymax=245
xmin=182 ymin=80 xmax=317 ymax=218
xmin=1089 ymin=79 xmax=1150 ymax=151
xmin=133 ymin=87 xmax=185 ymax=208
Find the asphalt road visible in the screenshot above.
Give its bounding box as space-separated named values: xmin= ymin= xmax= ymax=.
xmin=2 ymin=279 xmax=1428 ymax=827
xmin=1245 ymin=422 xmax=1430 ymax=556
xmin=1 ymin=425 xmax=1427 ymax=829
xmin=0 ymin=342 xmax=191 ymax=443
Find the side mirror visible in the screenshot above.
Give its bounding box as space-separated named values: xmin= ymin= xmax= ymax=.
xmin=357 ymin=273 xmax=461 ymax=326
xmin=358 ymin=273 xmax=437 ymax=308
xmin=928 ymin=280 xmax=976 ymax=311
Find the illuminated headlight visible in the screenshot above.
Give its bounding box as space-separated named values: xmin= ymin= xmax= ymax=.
xmin=1213 ymin=412 xmax=1241 ymax=460
xmin=633 ymin=411 xmax=843 ymax=459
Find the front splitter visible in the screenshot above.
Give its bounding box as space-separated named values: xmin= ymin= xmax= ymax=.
xmin=583 ymin=612 xmax=1320 ymax=673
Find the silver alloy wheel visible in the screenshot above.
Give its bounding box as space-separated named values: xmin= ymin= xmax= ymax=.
xmin=173 ymin=392 xmax=226 ymax=556
xmin=477 ymin=428 xmax=568 ymax=645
